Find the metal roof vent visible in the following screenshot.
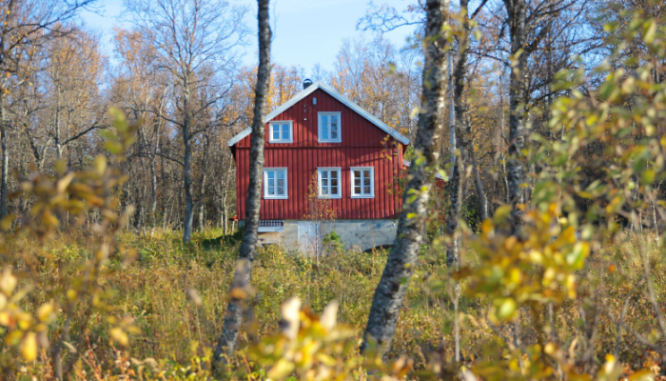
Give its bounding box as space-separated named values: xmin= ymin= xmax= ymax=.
xmin=303 ymin=78 xmax=313 ymax=90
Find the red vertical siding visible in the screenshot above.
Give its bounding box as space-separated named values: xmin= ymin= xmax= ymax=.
xmin=232 ymin=88 xmax=408 ymax=220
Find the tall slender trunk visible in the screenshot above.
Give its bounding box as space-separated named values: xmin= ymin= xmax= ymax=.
xmin=361 ymin=0 xmax=448 ymax=357
xmin=470 ymin=145 xmax=488 ymax=221
xmin=150 ymin=156 xmax=157 ymax=233
xmin=497 ymin=71 xmax=510 ymax=204
xmin=133 ymin=166 xmax=143 ymax=231
xmin=445 ymin=0 xmax=471 ymax=268
xmin=0 ymin=91 xmax=7 ymax=220
xmin=198 ymin=171 xmax=207 ymax=231
xmin=213 ymin=0 xmax=271 ymax=369
xmin=504 ymin=0 xmax=529 ymax=236
xmin=182 ymin=81 xmax=194 ymax=242
xmin=55 ymin=87 xmax=63 ymax=159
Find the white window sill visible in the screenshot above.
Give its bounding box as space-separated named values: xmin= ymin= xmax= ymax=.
xmin=264 ymin=196 xmax=288 ymax=200
xmin=351 ymin=195 xmax=375 ymax=199
xmin=318 ymin=195 xmax=342 ymax=199
xmin=318 ymin=139 xmax=342 ymax=143
xmin=269 ymin=140 xmax=293 ymax=144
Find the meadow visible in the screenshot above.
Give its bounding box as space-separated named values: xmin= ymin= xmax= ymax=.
xmin=6 ymin=226 xmax=664 ymax=380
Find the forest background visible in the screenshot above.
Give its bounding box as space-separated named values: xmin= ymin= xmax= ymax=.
xmin=1 ymin=0 xmax=666 ymax=380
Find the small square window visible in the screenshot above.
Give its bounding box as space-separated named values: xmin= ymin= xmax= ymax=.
xmin=317 ymin=168 xmax=342 ymax=198
xmin=318 ymin=112 xmax=341 ymax=143
xmin=269 ymin=121 xmax=293 ymax=143
xmin=350 ymin=167 xmax=374 ymax=198
xmin=264 ymin=168 xmax=288 ymax=199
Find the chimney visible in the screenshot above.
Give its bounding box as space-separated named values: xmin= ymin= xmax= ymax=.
xmin=303 ymin=78 xmax=313 ymax=90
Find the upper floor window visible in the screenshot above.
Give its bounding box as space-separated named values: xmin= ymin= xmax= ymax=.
xmin=318 ymin=112 xmax=341 ymax=143
xmin=269 ymin=121 xmax=293 ymax=143
xmin=317 ymin=168 xmax=341 ymax=198
xmin=264 ymin=168 xmax=288 ymax=199
xmin=351 ymin=167 xmax=374 ymax=198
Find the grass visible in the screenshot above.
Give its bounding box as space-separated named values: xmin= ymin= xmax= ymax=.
xmin=8 ymin=228 xmax=666 ymax=379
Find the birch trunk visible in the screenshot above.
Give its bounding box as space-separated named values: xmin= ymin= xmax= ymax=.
xmin=445 ymin=0 xmax=472 ymax=268
xmin=0 ymin=92 xmax=6 ymax=220
xmin=213 ymin=0 xmax=271 ymax=368
xmin=361 ymin=0 xmax=448 ymax=357
xmin=198 ymin=171 xmax=207 ymax=231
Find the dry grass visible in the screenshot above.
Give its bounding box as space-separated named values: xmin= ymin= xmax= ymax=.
xmin=8 ymin=228 xmax=666 ymax=379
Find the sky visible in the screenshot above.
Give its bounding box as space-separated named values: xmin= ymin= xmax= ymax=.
xmin=80 ymin=0 xmax=418 ymax=77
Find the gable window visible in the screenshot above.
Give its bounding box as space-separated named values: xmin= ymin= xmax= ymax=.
xmin=317 ymin=168 xmax=341 ymax=198
xmin=269 ymin=121 xmax=293 ymax=143
xmin=318 ymin=112 xmax=341 ymax=143
xmin=350 ymin=167 xmax=374 ymax=198
xmin=264 ymin=168 xmax=288 ymax=199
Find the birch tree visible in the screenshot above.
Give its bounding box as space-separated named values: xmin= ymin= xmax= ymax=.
xmin=361 ymin=0 xmax=449 ymax=357
xmin=0 ymin=0 xmax=96 ymax=219
xmin=213 ymin=0 xmax=271 ymax=369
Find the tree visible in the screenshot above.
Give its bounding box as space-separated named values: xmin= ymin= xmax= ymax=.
xmin=213 ymin=0 xmax=271 ymax=369
xmin=124 ymin=0 xmax=248 ymax=242
xmin=361 ymin=0 xmax=449 ymax=357
xmin=330 ymin=36 xmax=421 ymax=140
xmin=498 ymin=0 xmax=583 ymax=235
xmin=0 ymin=0 xmax=97 ymax=219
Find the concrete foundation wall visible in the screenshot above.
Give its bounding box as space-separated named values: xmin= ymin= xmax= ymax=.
xmin=257 ymin=219 xmax=397 ymax=254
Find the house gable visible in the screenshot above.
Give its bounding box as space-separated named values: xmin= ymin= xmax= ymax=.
xmin=227 ymin=81 xmax=410 ymax=148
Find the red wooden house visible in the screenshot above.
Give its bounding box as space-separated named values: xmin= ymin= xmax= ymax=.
xmin=227 ymin=80 xmax=410 ymax=252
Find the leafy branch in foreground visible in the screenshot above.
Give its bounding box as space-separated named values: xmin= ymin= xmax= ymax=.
xmin=0 ymin=107 xmax=139 ymax=379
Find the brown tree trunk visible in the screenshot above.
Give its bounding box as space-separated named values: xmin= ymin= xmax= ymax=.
xmin=361 ymin=0 xmax=448 ymax=357
xmin=213 ymin=0 xmax=271 ymax=369
xmin=470 ymin=145 xmax=488 ymax=221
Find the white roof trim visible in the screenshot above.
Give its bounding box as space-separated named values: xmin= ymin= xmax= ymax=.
xmin=227 ymin=81 xmax=410 ymax=147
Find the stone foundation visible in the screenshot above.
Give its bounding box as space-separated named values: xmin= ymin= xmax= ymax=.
xmin=257 ymin=219 xmax=397 ymax=254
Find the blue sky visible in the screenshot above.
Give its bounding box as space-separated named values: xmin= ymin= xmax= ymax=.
xmin=80 ymin=0 xmax=418 ymax=76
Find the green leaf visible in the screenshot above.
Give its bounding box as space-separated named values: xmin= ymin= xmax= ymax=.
xmin=497 ymin=298 xmax=517 ymax=321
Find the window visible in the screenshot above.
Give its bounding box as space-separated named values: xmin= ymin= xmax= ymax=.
xmin=318 ymin=112 xmax=341 ymax=142
xmin=317 ymin=168 xmax=341 ymax=198
xmin=269 ymin=121 xmax=293 ymax=143
xmin=350 ymin=167 xmax=374 ymax=198
xmin=264 ymin=168 xmax=288 ymax=199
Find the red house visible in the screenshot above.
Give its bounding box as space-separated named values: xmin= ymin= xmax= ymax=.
xmin=227 ymin=80 xmax=410 ymax=252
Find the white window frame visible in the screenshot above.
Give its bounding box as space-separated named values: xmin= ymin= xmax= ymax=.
xmin=268 ymin=121 xmax=293 ymax=143
xmin=317 ymin=112 xmax=342 ymax=143
xmin=317 ymin=167 xmax=342 ymax=199
xmin=263 ymin=168 xmax=288 ymax=199
xmin=350 ymin=167 xmax=375 ymax=198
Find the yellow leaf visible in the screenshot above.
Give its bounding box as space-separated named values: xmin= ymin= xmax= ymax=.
xmin=57 ymin=173 xmax=75 ymax=194
xmin=20 ymin=332 xmax=37 ymax=362
xmin=94 ymin=156 xmax=107 ymax=176
xmin=37 ymin=303 xmax=56 ymax=323
xmin=497 ymin=298 xmax=517 ymax=321
xmin=267 ymin=359 xmax=295 ymax=380
xmin=110 ymin=327 xmax=129 ymax=346
xmin=229 ymin=287 xmax=246 ymax=300
xmin=0 ymin=268 xmax=17 ymax=296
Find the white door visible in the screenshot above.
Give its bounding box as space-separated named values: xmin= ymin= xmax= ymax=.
xmin=298 ymin=221 xmax=318 ymax=255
